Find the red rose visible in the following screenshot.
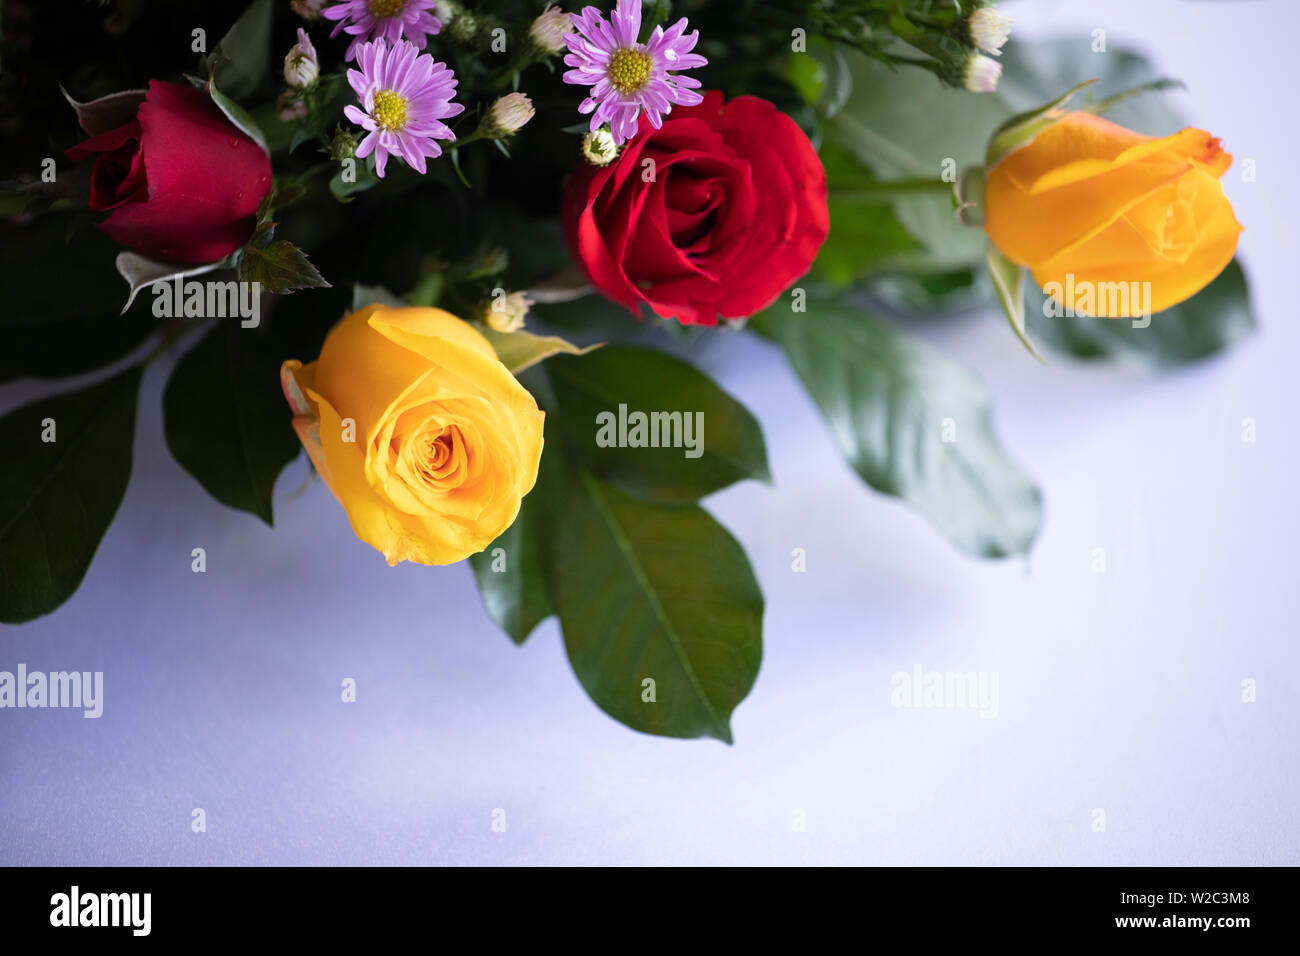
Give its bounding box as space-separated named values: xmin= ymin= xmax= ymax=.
xmin=563 ymin=91 xmax=829 ymax=326
xmin=66 ymin=80 xmax=272 ymax=265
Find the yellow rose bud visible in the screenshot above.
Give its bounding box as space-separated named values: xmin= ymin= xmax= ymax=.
xmin=984 ymin=111 xmax=1242 ymax=317
xmin=281 ymin=305 xmax=545 ymax=566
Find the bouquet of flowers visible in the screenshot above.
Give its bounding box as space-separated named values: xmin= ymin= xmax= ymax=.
xmin=0 ymin=0 xmax=1251 ymax=741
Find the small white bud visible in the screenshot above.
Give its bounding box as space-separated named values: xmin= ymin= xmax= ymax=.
xmin=277 ymin=90 xmax=308 ymax=123
xmin=963 ymin=53 xmax=1002 ymax=93
xmin=529 ymin=5 xmax=574 ymax=55
xmin=968 ymin=7 xmax=1012 ymax=56
xmin=283 ymin=28 xmax=319 ymax=89
xmin=484 ymin=291 xmax=533 ymax=334
xmin=432 ymin=0 xmax=460 ymax=24
xmin=582 ymin=127 xmax=618 ymax=166
xmin=487 ymin=92 xmax=535 ymax=137
xmin=290 ymin=0 xmax=326 ymax=20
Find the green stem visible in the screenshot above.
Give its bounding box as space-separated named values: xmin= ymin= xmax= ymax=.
xmin=832 ymin=179 xmax=956 ymax=202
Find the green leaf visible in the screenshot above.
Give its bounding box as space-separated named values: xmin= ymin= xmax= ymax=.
xmin=208 ymin=78 xmax=269 ymax=156
xmin=753 ymin=297 xmax=1042 ymax=558
xmin=480 ymin=325 xmax=600 ymax=374
xmin=238 ymin=239 xmax=330 ymax=294
xmin=1024 ymin=259 xmax=1254 ymax=368
xmin=865 ymin=268 xmax=985 ymax=315
xmin=553 ymin=471 xmax=762 ymax=742
xmin=468 ymin=427 xmax=562 ymax=645
xmin=985 ymin=243 xmax=1042 ymax=361
xmin=0 ymin=367 xmax=142 ymax=623
xmin=209 ymin=0 xmax=273 ymax=102
xmin=547 ymin=346 xmax=770 ymax=503
xmin=163 ymin=322 xmax=301 ymax=524
xmin=815 ymin=139 xmax=919 ymax=286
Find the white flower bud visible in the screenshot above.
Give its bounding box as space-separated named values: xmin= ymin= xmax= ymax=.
xmin=529 ymin=5 xmax=573 ymax=55
xmin=969 ymin=7 xmax=1012 ymax=56
xmin=582 ymin=128 xmax=618 ymax=166
xmin=278 ymin=90 xmax=308 ymax=123
xmin=283 ymin=28 xmax=319 ymax=89
xmin=963 ymin=53 xmax=1002 ymax=93
xmin=485 ymin=292 xmax=533 ymax=334
xmin=432 ymin=1 xmax=460 ymax=24
xmin=290 ymin=0 xmax=326 ymax=20
xmin=487 ymin=93 xmax=535 ymax=137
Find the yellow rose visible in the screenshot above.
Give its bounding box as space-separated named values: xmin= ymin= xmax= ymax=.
xmin=280 ymin=304 xmax=545 ymax=566
xmin=984 ymin=111 xmax=1242 ymax=317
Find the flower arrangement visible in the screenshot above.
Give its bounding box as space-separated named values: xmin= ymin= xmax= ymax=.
xmin=0 ymin=1 xmax=1252 ymax=741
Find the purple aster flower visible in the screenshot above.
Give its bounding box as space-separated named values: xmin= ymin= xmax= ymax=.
xmin=562 ymin=0 xmax=707 ymax=145
xmin=343 ymin=38 xmax=464 ymax=177
xmin=322 ymin=0 xmax=442 ymax=62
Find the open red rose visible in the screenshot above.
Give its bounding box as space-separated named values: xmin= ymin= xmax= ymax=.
xmin=66 ymin=80 xmax=272 ymax=265
xmin=563 ymin=91 xmax=829 ymax=326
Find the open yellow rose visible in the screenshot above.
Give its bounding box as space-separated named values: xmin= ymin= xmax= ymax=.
xmin=281 ymin=304 xmax=544 ymax=566
xmin=984 ymin=111 xmax=1242 ymax=317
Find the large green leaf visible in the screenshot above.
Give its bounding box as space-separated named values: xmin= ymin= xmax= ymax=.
xmin=163 ymin=322 xmax=301 ymax=525
xmin=1024 ymin=259 xmax=1254 ymax=368
xmin=0 ymin=367 xmax=142 ymax=623
xmin=547 ymin=346 xmax=770 ymax=502
xmin=754 ymin=298 xmax=1042 ymax=558
xmin=553 ymin=471 xmax=763 ymax=742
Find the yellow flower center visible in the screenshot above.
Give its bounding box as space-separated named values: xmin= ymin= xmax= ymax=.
xmin=607 ymin=48 xmax=653 ymax=95
xmin=371 ymin=89 xmax=409 ymax=131
xmin=368 ymin=0 xmax=406 ymax=18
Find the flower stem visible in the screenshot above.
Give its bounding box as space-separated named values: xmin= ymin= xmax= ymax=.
xmin=832 ymin=179 xmax=956 ymax=202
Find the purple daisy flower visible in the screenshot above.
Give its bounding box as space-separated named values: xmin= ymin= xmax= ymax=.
xmin=343 ymin=38 xmax=464 ymax=178
xmin=562 ymin=0 xmax=707 ymax=145
xmin=322 ymin=0 xmax=441 ymax=62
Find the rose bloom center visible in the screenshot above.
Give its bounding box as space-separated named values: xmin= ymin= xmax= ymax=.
xmin=368 ymin=0 xmax=407 ymax=18
xmin=607 ymin=48 xmax=653 ymax=95
xmin=371 ymin=89 xmax=410 ymax=131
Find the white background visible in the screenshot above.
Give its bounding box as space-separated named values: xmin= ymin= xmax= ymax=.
xmin=2 ymin=0 xmax=1297 ymax=865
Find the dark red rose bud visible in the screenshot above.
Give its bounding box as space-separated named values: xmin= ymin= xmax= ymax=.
xmin=563 ymin=91 xmax=829 ymax=326
xmin=65 ymin=80 xmax=272 ymax=265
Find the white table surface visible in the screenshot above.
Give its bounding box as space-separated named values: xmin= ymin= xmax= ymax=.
xmin=2 ymin=0 xmax=1296 ymax=865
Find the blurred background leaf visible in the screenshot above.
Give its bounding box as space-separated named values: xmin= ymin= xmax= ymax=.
xmin=754 ymin=294 xmax=1042 ymax=558
xmin=1025 ymin=259 xmax=1254 ymax=368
